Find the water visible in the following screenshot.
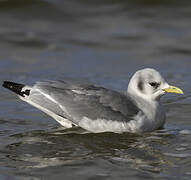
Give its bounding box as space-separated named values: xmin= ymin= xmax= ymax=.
xmin=0 ymin=0 xmax=191 ymax=179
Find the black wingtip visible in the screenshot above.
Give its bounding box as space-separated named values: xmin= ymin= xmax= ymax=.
xmin=2 ymin=81 xmax=28 ymax=97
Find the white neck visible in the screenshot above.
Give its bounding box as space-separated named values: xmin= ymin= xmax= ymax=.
xmin=127 ymin=85 xmax=159 ymax=120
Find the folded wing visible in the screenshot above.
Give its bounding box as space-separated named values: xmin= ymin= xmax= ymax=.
xmin=22 ymin=80 xmax=140 ymax=132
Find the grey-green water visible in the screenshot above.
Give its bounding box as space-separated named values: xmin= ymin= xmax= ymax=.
xmin=1 ymin=0 xmax=191 ymax=179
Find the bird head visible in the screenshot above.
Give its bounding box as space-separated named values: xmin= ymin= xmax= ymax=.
xmin=128 ymin=68 xmax=183 ymax=101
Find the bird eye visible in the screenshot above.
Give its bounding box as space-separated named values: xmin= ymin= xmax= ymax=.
xmin=149 ymin=82 xmax=160 ymax=88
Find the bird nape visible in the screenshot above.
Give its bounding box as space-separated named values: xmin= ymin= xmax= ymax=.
xmin=2 ymin=68 xmax=183 ymax=133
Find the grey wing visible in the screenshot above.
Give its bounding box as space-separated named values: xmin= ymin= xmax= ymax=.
xmin=23 ymin=82 xmax=75 ymax=127
xmin=28 ymin=80 xmax=140 ymax=126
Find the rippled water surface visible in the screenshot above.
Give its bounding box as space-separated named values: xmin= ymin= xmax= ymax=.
xmin=1 ymin=0 xmax=191 ymax=179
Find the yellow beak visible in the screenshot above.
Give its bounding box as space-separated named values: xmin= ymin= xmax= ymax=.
xmin=164 ymin=85 xmax=183 ymax=94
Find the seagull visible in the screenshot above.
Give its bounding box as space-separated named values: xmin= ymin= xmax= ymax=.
xmin=2 ymin=68 xmax=183 ymax=133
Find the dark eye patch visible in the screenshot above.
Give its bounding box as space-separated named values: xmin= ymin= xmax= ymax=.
xmin=138 ymin=80 xmax=143 ymax=91
xmin=149 ymin=82 xmax=160 ymax=88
